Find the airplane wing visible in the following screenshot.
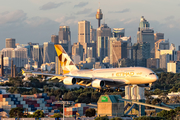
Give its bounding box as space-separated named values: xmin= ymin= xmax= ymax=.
xmin=22 ymin=70 xmax=127 ymax=88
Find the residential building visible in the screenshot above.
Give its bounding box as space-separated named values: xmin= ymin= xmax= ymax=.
xmin=167 ymin=61 xmax=180 ymax=73
xmin=90 ymin=25 xmax=96 ymax=43
xmin=72 ymin=43 xmax=84 ymax=61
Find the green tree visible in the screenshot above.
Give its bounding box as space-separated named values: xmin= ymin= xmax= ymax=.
xmin=85 ymin=108 xmax=96 ymax=117
xmin=9 ymin=107 xmax=24 ymax=118
xmin=33 ymin=110 xmax=44 ymax=118
xmin=50 ymin=113 xmax=63 ymax=118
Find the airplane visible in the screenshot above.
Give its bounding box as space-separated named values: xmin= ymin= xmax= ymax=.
xmin=22 ymin=45 xmax=158 ymax=89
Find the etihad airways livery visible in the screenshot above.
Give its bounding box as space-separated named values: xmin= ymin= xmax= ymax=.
xmin=23 ymin=45 xmax=158 ymax=88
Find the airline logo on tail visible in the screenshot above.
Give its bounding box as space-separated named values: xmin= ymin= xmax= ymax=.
xmin=54 ymin=45 xmax=78 ymax=74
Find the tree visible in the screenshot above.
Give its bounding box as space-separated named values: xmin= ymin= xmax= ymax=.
xmin=33 ymin=110 xmax=44 ymax=118
xmin=85 ymin=108 xmax=96 ymax=117
xmin=50 ymin=113 xmax=63 ymax=118
xmin=95 ymin=116 xmax=109 ymax=120
xmin=9 ymin=107 xmax=24 ymax=118
xmin=110 ymin=117 xmax=123 ymax=120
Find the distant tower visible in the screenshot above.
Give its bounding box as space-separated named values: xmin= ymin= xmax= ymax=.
xmin=96 ymin=9 xmax=103 ymax=28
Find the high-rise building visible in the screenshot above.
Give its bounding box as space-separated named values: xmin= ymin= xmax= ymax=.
xmin=154 ymin=39 xmax=169 ymax=59
xmin=137 ymin=16 xmax=154 ymax=58
xmin=43 ymin=42 xmax=56 ymax=63
xmin=111 ymin=40 xmax=127 ymax=67
xmin=159 ymin=50 xmax=177 ymax=69
xmin=59 ymin=26 xmax=71 ymax=54
xmin=87 ymin=43 xmax=96 ymax=59
xmin=90 ymin=25 xmax=96 ymax=43
xmin=28 ymin=42 xmax=39 ymax=58
xmin=6 ymin=38 xmax=16 ymax=48
xmin=147 ymin=58 xmax=160 ymax=69
xmin=17 ymin=44 xmax=31 ymax=58
xmin=97 ymin=24 xmax=111 ymax=60
xmin=0 ymin=48 xmax=13 ymax=58
xmin=177 ymin=51 xmax=180 ymax=61
xmin=113 ymin=28 xmax=125 ymax=38
xmin=12 ymin=48 xmax=28 ymax=67
xmin=72 ymin=43 xmax=84 ymax=61
xmin=154 ymin=32 xmax=164 ymax=42
xmin=33 ymin=45 xmax=43 ymax=67
xmin=132 ymin=42 xmax=151 ymax=67
xmin=51 ymin=35 xmax=59 ymax=44
xmin=78 ymin=20 xmax=90 ymax=44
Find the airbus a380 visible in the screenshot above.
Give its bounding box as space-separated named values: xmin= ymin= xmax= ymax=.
xmin=23 ymin=45 xmax=158 ymax=89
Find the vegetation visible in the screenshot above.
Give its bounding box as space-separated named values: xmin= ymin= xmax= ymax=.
xmin=32 ymin=110 xmax=44 ymax=118
xmin=133 ymin=116 xmax=165 ymax=120
xmin=110 ymin=117 xmax=123 ymax=120
xmin=157 ymin=107 xmax=180 ymax=120
xmin=9 ymin=107 xmax=24 ymax=118
xmin=85 ymin=108 xmax=96 ymax=117
xmin=95 ymin=116 xmax=109 ymax=120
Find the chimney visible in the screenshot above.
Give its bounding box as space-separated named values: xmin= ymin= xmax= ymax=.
xmin=13 ymin=65 xmax=16 ymax=78
xmin=11 ymin=60 xmax=13 ymax=77
xmin=1 ymin=54 xmax=4 ymax=77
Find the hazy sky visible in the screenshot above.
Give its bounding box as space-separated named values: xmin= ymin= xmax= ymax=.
xmin=0 ymin=0 xmax=180 ymax=50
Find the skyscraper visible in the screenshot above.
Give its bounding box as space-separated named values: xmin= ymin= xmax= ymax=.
xmin=154 ymin=39 xmax=169 ymax=59
xmin=137 ymin=16 xmax=154 ymax=58
xmin=12 ymin=48 xmax=28 ymax=67
xmin=154 ymin=32 xmax=164 ymax=42
xmin=133 ymin=42 xmax=151 ymax=67
xmin=113 ymin=28 xmax=125 ymax=38
xmin=59 ymin=26 xmax=71 ymax=54
xmin=43 ymin=42 xmax=56 ymax=63
xmin=90 ymin=25 xmax=96 ymax=43
xmin=6 ymin=38 xmax=16 ymax=48
xmin=51 ymin=35 xmax=59 ymax=44
xmin=33 ymin=45 xmax=43 ymax=67
xmin=97 ymin=24 xmax=111 ymax=61
xmin=78 ymin=20 xmax=90 ymax=44
xmin=96 ymin=9 xmax=103 ymax=28
xmin=72 ymin=43 xmax=84 ymax=61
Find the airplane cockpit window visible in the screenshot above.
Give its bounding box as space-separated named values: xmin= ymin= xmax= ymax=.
xmin=149 ymin=73 xmax=155 ymax=75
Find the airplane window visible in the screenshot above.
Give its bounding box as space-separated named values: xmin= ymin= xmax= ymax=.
xmin=149 ymin=73 xmax=155 ymax=75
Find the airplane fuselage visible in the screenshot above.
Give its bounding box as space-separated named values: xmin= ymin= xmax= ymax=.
xmin=69 ymin=67 xmax=158 ymax=87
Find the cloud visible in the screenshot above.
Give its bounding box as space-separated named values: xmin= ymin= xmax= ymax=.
xmin=40 ymin=2 xmax=70 ymax=10
xmin=87 ymin=12 xmax=96 ymax=17
xmin=55 ymin=16 xmax=78 ymax=25
xmin=0 ymin=10 xmax=26 ymax=25
xmin=165 ymin=16 xmax=174 ymax=21
xmin=74 ymin=2 xmax=88 ymax=8
xmin=25 ymin=16 xmax=55 ymax=27
xmin=109 ymin=8 xmax=130 ymax=13
xmin=76 ymin=8 xmax=92 ymax=15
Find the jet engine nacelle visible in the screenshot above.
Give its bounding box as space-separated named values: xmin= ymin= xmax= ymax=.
xmin=92 ymin=79 xmax=105 ymax=88
xmin=137 ymin=84 xmax=149 ymax=87
xmin=63 ymin=77 xmax=77 ymax=85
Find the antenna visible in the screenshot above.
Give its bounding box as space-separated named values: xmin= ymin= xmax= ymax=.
xmin=104 ymin=15 xmax=105 ymax=24
xmin=98 ymin=2 xmax=100 ymax=9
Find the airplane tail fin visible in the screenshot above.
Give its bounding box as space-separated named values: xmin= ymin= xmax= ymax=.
xmin=54 ymin=45 xmax=78 ymax=74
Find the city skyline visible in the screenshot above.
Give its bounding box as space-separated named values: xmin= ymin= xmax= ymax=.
xmin=0 ymin=0 xmax=180 ymax=50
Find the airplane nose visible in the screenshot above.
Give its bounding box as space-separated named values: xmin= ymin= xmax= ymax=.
xmin=152 ymin=75 xmax=158 ymax=82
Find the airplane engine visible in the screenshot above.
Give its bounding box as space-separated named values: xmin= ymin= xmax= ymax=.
xmin=63 ymin=77 xmax=77 ymax=85
xmin=137 ymin=84 xmax=149 ymax=87
xmin=92 ymin=79 xmax=105 ymax=88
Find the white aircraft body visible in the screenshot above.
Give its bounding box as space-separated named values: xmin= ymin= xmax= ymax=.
xmin=23 ymin=45 xmax=158 ymax=89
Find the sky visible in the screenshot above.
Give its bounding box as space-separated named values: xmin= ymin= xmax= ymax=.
xmin=0 ymin=0 xmax=180 ymax=50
